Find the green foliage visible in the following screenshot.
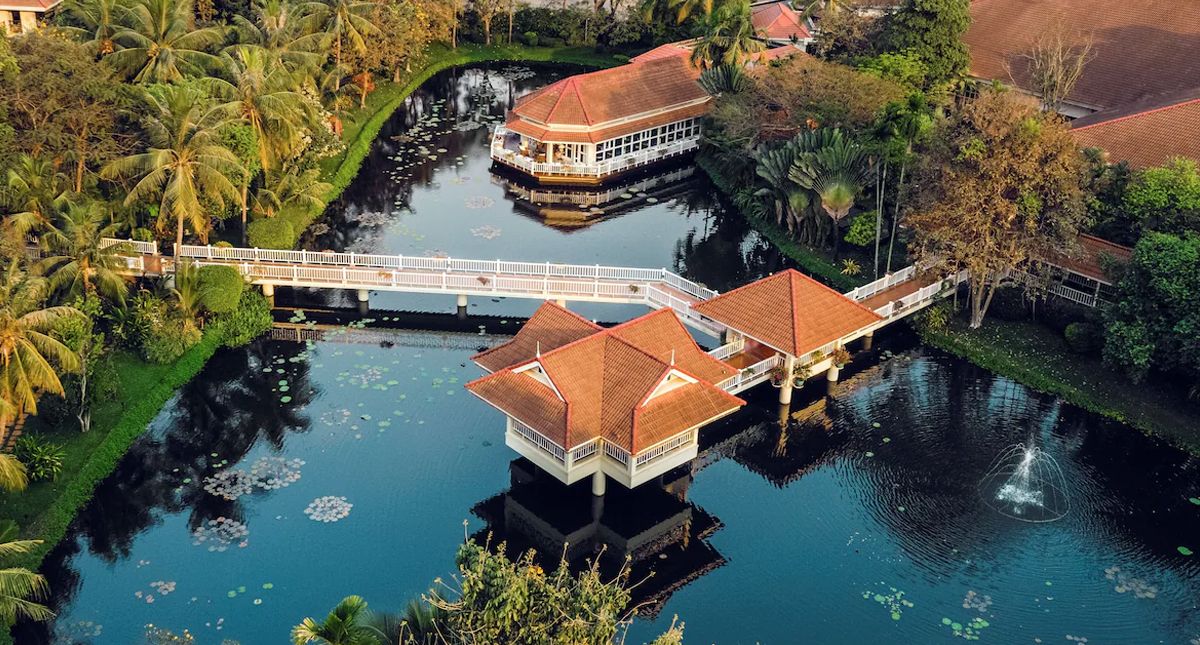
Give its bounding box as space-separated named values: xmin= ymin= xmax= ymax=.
xmin=523 ymin=31 xmax=538 ymax=46
xmin=13 ymin=435 xmax=66 ymax=482
xmin=912 ymin=300 xmax=952 ymax=334
xmin=883 ymin=0 xmax=970 ymax=89
xmin=1120 ymin=157 xmax=1200 ymax=237
xmin=1103 ymin=232 xmax=1200 ymax=384
xmin=699 ymin=63 xmax=750 ymax=95
xmin=857 ymin=50 xmax=929 ymax=92
xmin=212 ymin=290 xmax=273 ymax=347
xmin=988 ymin=286 xmax=1028 ymax=321
xmin=197 ymin=265 xmax=245 ymax=313
xmin=127 ymin=291 xmax=203 ymax=363
xmin=1063 ymin=321 xmax=1101 ymax=355
xmin=247 ymin=217 xmax=297 ymax=249
xmin=844 ymin=211 xmax=877 ymax=246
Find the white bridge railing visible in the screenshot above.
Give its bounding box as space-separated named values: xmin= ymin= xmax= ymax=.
xmin=717 ymin=354 xmax=783 ymax=393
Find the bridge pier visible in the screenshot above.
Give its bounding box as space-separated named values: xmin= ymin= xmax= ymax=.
xmin=456 ymin=294 xmax=468 ymax=320
xmin=591 ymin=470 xmax=606 ymax=496
xmin=261 ymin=283 xmax=275 ymax=305
xmin=862 ymin=331 xmax=874 ymax=351
xmin=356 ymin=289 xmax=370 ymax=314
xmin=778 ymin=354 xmax=797 ymax=405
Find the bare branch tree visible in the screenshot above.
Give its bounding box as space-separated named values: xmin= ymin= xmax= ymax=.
xmin=1015 ymin=19 xmax=1094 ymax=113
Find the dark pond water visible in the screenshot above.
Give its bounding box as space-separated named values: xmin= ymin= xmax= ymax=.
xmin=16 ymin=64 xmax=1200 ymax=645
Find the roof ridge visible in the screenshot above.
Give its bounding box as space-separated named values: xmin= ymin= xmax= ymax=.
xmin=784 ymin=268 xmax=883 ymax=323
xmin=470 ymin=301 xmax=601 ymax=364
xmin=1073 ymin=95 xmax=1200 ymax=132
xmin=1078 ymin=233 xmax=1133 ymax=253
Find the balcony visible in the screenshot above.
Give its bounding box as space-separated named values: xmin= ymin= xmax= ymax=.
xmin=490 ymin=127 xmax=700 ymax=181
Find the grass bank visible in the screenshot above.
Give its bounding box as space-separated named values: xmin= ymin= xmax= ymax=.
xmin=695 ymin=155 xmax=865 ymax=291
xmin=921 ymin=318 xmax=1200 ymax=454
xmin=259 ymin=43 xmax=622 ymax=249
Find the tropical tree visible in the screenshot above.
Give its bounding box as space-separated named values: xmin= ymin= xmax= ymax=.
xmin=107 ymin=0 xmax=226 ymax=84
xmin=251 ymin=165 xmax=330 ymax=218
xmin=789 ymin=128 xmax=871 ymax=258
xmin=0 ymin=454 xmax=27 ymax=492
xmin=883 ymin=0 xmax=970 ymax=90
xmin=37 ymin=201 xmax=130 ymax=304
xmin=102 ymin=84 xmax=243 ymax=252
xmin=60 ymin=0 xmax=125 ymax=56
xmin=874 ymin=92 xmax=933 ymax=273
xmin=212 ymin=46 xmax=314 ymax=171
xmin=638 ymin=0 xmax=710 ymax=24
xmin=0 ymin=261 xmax=83 ymax=431
xmin=227 ymin=0 xmax=326 ymax=78
xmin=311 ymin=0 xmax=378 ymax=92
xmin=0 ymin=523 xmax=53 ymax=625
xmin=698 ymin=63 xmax=749 ymax=96
xmin=472 ymin=0 xmax=504 ymax=44
xmin=3 ymin=155 xmax=70 ymax=237
xmin=689 ymin=0 xmax=764 ymax=70
xmin=292 ymin=595 xmax=377 ymax=645
xmin=753 ymin=142 xmax=817 ymax=242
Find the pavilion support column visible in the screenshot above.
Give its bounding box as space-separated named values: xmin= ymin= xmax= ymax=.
xmin=456 ymin=294 xmax=468 ymax=319
xmin=591 ymin=470 xmax=606 ymax=497
xmin=261 ymin=283 xmax=275 ymax=305
xmin=778 ymin=354 xmax=797 ymax=405
xmin=357 ymin=288 xmax=370 ymax=314
xmin=555 ymin=299 xmax=567 ymax=308
xmin=826 ymin=364 xmax=841 ymax=395
xmin=591 ymin=488 xmax=605 ymax=521
xmin=546 ymin=143 xmax=555 ymax=164
xmin=862 ymin=331 xmax=874 ymax=351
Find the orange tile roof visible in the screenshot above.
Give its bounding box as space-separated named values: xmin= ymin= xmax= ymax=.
xmin=472 ymin=302 xmax=601 ymax=372
xmin=965 ymin=0 xmax=1200 ymax=111
xmin=506 ymin=101 xmax=710 ymax=145
xmin=467 ymin=305 xmax=744 ymax=453
xmin=511 ymin=56 xmax=708 ymax=128
xmin=630 ymin=41 xmax=697 ymax=64
xmin=751 ymin=1 xmax=811 ymax=41
xmin=1071 ymin=89 xmax=1200 ymax=168
xmin=1047 ymin=234 xmax=1132 ymax=284
xmin=693 ymin=269 xmax=882 ymax=357
xmin=0 ymin=0 xmax=60 ymax=10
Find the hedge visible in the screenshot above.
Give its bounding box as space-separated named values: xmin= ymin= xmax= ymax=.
xmin=197 ymin=265 xmax=245 ymax=314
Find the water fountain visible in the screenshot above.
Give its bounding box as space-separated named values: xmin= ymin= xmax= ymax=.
xmin=979 ymin=442 xmax=1070 ymax=522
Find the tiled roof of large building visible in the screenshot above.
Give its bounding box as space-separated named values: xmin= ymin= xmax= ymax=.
xmin=472 ymin=302 xmax=601 ymax=373
xmin=1071 ymin=89 xmax=1200 ymax=168
xmin=630 ymin=41 xmax=696 ymax=64
xmin=965 ymin=0 xmax=1200 ymax=111
xmin=751 ymin=1 xmax=811 ymax=41
xmin=468 ymin=306 xmax=743 ymax=453
xmin=511 ymin=55 xmax=708 ymax=128
xmin=505 ymin=102 xmax=710 ymax=145
xmin=693 ymin=270 xmax=882 ymax=357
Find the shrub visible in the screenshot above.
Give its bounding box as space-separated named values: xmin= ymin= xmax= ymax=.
xmin=844 ymin=211 xmax=876 ymax=246
xmin=542 ymin=36 xmax=566 ymax=48
xmin=213 ymin=290 xmax=273 ymax=347
xmin=612 ymin=53 xmax=629 ymax=63
xmin=15 ymin=435 xmax=66 ymax=482
xmin=128 ymin=291 xmax=203 ymax=363
xmin=523 ymin=31 xmax=538 ymax=47
xmin=912 ymin=300 xmax=952 ymax=335
xmin=1039 ymin=295 xmax=1091 ymax=334
xmin=988 ymin=286 xmax=1028 ymax=321
xmin=214 ymin=240 xmax=233 ymax=248
xmin=247 ymin=217 xmax=296 ymax=249
xmin=197 ymin=265 xmax=245 ymax=314
xmin=1064 ymin=322 xmax=1102 ymax=355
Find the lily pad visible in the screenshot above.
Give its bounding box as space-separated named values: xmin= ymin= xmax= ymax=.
xmin=1179 ymin=546 xmax=1194 ymax=556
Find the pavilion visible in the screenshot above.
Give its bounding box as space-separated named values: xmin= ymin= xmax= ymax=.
xmin=1 ymin=0 xmax=59 ymax=33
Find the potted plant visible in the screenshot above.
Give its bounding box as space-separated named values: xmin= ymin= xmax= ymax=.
xmin=831 ymin=347 xmax=852 ymax=368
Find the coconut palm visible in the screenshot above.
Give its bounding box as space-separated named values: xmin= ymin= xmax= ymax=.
xmin=310 ymin=0 xmax=378 ymax=92
xmin=698 ymin=63 xmax=750 ymax=95
xmin=251 ymin=165 xmax=330 ymax=218
xmin=689 ymin=0 xmax=765 ymax=70
xmin=0 ymin=523 xmax=53 ymax=624
xmin=37 ymin=201 xmax=130 ymax=305
xmin=107 ymin=0 xmax=226 ymax=84
xmin=4 ymin=155 xmax=71 ymax=238
xmin=211 ymin=47 xmax=315 ymax=171
xmin=0 ymin=454 xmax=27 ymax=492
xmin=102 ymin=84 xmax=243 ymax=252
xmin=292 ymin=595 xmax=377 ymax=645
xmin=637 ymin=0 xmax=711 ymax=24
xmin=0 ymin=260 xmax=83 ymax=429
xmin=60 ymin=0 xmax=125 ymax=56
xmin=227 ymin=0 xmax=326 ymax=78
xmin=789 ymin=128 xmax=871 ymax=259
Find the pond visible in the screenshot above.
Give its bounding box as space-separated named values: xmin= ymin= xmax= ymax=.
xmin=16 ymin=63 xmax=1200 ymax=645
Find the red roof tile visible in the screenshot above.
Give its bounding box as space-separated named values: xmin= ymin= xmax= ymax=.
xmin=1048 ymin=234 xmax=1132 ymax=283
xmin=630 ymin=41 xmax=696 ymax=64
xmin=965 ymin=0 xmax=1200 ymax=110
xmin=506 ymin=101 xmax=709 ymax=145
xmin=467 ymin=305 xmax=744 ymax=453
xmin=751 ymin=1 xmax=811 ymax=41
xmin=1071 ymin=89 xmax=1200 ymax=168
xmin=0 ymin=0 xmax=60 ymax=10
xmin=472 ymin=302 xmax=601 ymax=372
xmin=693 ymin=269 xmax=882 ymax=357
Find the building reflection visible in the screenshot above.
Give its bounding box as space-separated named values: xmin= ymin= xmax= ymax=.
xmin=471 ymin=458 xmax=725 ymax=618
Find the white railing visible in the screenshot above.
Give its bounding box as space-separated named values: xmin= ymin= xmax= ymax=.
xmin=101 ymin=237 xmax=158 ymax=255
xmin=568 ymin=438 xmax=600 ymax=465
xmin=511 ymin=418 xmax=566 ymax=463
xmin=490 ymin=135 xmax=699 ymax=179
xmin=604 ymin=441 xmax=631 ymax=466
xmin=717 ymin=354 xmax=783 ymax=393
xmin=843 ymin=265 xmax=917 ymax=301
xmin=1050 ymin=282 xmax=1098 ymax=307
xmin=708 ymin=336 xmax=746 ymax=360
xmin=634 ymin=428 xmax=696 ymax=468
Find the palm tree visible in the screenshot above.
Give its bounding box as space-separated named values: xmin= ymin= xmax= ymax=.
xmin=789 ymin=128 xmax=871 ymax=259
xmin=251 ymin=165 xmax=330 ymax=218
xmin=637 ymin=0 xmax=710 ymax=24
xmin=61 ymin=0 xmax=125 ymax=55
xmin=4 ymin=155 xmax=71 ymax=237
xmin=753 ymin=143 xmax=813 ymax=239
xmin=0 ymin=260 xmax=83 ymax=432
xmin=107 ymin=0 xmax=226 ymax=83
xmin=102 ymin=84 xmax=243 ymax=252
xmin=874 ymin=93 xmax=933 ymax=273
xmin=0 ymin=523 xmax=53 ymax=625
xmin=0 ymin=454 xmax=27 ymax=492
xmin=227 ymin=0 xmax=326 ymax=79
xmin=689 ymin=0 xmax=765 ymax=70
xmin=37 ymin=201 xmax=130 ymax=305
xmin=698 ymin=63 xmax=750 ymax=95
xmin=292 ymin=595 xmax=377 ymax=645
xmin=311 ymin=0 xmax=377 ymax=92
xmin=212 ymin=47 xmax=315 ymax=171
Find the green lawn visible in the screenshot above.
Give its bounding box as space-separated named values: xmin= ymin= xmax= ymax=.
xmin=922 ymin=318 xmax=1200 ymax=454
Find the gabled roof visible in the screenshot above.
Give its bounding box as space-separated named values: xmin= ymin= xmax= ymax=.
xmin=1071 ymin=88 xmax=1200 ymax=168
xmin=1047 ymin=234 xmax=1132 ymax=284
xmin=693 ymin=269 xmax=882 ymax=357
xmin=965 ymin=0 xmax=1200 ymax=111
xmin=0 ymin=0 xmax=60 ymax=11
xmin=511 ymin=56 xmax=708 ymax=128
xmin=467 ymin=306 xmax=743 ymax=453
xmin=472 ymin=302 xmax=601 ymax=372
xmin=630 ymin=41 xmax=697 ymax=64
xmin=751 ymin=1 xmax=811 ymax=41
xmin=505 ymin=102 xmax=710 ymax=145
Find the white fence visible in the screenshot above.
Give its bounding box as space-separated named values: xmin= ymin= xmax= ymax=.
xmin=491 ymin=132 xmax=699 ymax=179
xmin=717 ymin=354 xmax=783 ymax=393
xmin=511 ymin=418 xmax=567 ymax=463
xmin=843 ymin=265 xmax=917 ymax=302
